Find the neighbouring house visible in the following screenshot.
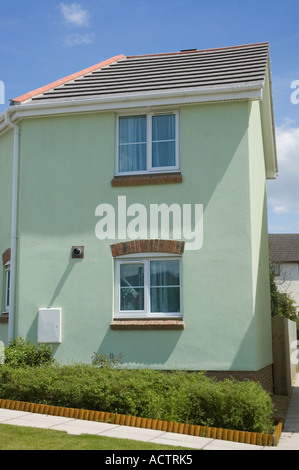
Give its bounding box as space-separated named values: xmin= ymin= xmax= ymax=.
xmin=269 ymin=233 xmax=299 ymax=312
xmin=0 ymin=43 xmax=278 ymax=391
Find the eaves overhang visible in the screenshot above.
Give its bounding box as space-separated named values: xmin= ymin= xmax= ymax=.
xmin=0 ymin=81 xmax=264 ymax=127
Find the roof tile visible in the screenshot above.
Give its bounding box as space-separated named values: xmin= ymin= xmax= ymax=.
xmin=11 ymin=43 xmax=269 ymax=105
xmin=269 ymin=234 xmax=299 ymax=262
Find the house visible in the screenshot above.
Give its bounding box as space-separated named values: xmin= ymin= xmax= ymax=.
xmin=269 ymin=233 xmax=299 ymax=312
xmin=0 ymin=43 xmax=278 ymax=391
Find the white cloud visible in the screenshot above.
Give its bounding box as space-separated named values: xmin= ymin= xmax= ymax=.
xmin=273 ymin=204 xmax=290 ymax=214
xmin=267 ymin=121 xmax=299 ymax=214
xmin=64 ymin=32 xmax=94 ymax=47
xmin=59 ymin=3 xmax=90 ymax=27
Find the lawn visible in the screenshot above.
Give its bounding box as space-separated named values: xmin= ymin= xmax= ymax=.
xmin=0 ymin=423 xmax=195 ymax=450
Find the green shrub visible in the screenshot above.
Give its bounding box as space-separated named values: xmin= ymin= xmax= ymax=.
xmin=3 ymin=338 xmax=55 ymax=368
xmin=270 ymin=269 xmax=298 ymax=321
xmin=0 ymin=364 xmax=274 ymax=433
xmin=187 ymin=377 xmax=274 ymax=433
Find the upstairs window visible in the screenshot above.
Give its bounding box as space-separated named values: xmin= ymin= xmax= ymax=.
xmin=117 ymin=112 xmax=179 ymax=175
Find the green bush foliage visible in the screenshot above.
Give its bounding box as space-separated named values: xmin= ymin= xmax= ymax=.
xmin=0 ymin=363 xmax=274 ymax=434
xmin=270 ymin=269 xmax=298 ymax=321
xmin=3 ymin=338 xmax=56 ymax=368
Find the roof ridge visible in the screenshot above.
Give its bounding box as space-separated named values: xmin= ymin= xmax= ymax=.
xmin=11 ymin=54 xmax=126 ymax=104
xmin=126 ymin=42 xmax=269 ymax=59
xmin=269 ymin=233 xmax=299 ymax=236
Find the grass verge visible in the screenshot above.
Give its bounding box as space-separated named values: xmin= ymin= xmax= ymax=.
xmin=0 ymin=423 xmax=195 ymax=451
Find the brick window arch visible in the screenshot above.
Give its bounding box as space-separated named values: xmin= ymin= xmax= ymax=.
xmin=110 ymin=239 xmax=185 ymax=257
xmin=2 ymin=248 xmax=11 ymax=266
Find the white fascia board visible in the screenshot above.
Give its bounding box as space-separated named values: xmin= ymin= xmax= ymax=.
xmin=260 ymin=62 xmax=278 ymax=179
xmin=1 ymin=82 xmax=264 ymax=122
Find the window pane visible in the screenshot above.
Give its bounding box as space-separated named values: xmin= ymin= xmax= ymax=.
xmin=119 ymin=116 xmax=147 ymax=143
xmin=119 ymin=143 xmax=146 ymax=172
xmin=119 ymin=116 xmax=147 ymax=172
xmin=152 ymin=114 xmax=175 ymax=141
xmin=6 ymin=269 xmax=10 ymax=309
xmin=121 ymin=264 xmax=144 ymax=286
xmin=150 ymin=260 xmax=180 ymax=313
xmin=152 ymin=114 xmax=176 ymax=168
xmin=120 ymin=263 xmax=144 ymax=311
xmin=150 ymin=260 xmax=180 ymax=286
xmin=121 ymin=288 xmax=144 ymax=311
xmin=152 ymin=141 xmax=175 ymax=167
xmin=151 ymin=287 xmax=180 ymax=313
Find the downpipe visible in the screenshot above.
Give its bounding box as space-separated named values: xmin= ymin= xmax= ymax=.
xmin=4 ymin=110 xmax=20 ymax=343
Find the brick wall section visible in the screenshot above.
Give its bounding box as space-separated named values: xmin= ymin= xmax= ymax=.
xmin=110 ymin=239 xmax=185 ymax=257
xmin=110 ymin=320 xmax=185 ymax=330
xmin=205 ymin=364 xmax=274 ymax=393
xmin=111 ymin=173 xmax=182 ymax=187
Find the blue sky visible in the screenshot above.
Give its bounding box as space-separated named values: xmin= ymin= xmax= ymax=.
xmin=1 ymin=0 xmax=299 ymax=233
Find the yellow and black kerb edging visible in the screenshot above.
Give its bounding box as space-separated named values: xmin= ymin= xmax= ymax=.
xmin=0 ymin=398 xmax=283 ymax=447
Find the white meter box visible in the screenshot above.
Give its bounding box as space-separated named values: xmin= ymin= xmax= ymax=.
xmin=38 ymin=308 xmax=62 ymax=343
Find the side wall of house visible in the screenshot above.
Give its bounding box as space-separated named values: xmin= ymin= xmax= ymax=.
xmin=0 ymin=129 xmax=13 ymax=343
xmin=15 ymin=102 xmax=260 ymax=370
xmin=248 ymin=100 xmax=273 ymax=370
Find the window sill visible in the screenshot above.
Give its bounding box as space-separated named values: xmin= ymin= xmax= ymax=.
xmin=0 ymin=313 xmax=9 ymax=324
xmin=110 ymin=320 xmax=185 ymax=330
xmin=111 ymin=173 xmax=182 ymax=187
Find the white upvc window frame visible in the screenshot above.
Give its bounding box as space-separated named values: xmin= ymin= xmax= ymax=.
xmin=116 ymin=110 xmax=180 ymax=176
xmin=4 ymin=262 xmax=10 ymax=313
xmin=114 ymin=254 xmax=182 ymax=319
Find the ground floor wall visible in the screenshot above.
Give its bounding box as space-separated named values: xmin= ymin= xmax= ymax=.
xmin=11 ymin=235 xmax=273 ymax=372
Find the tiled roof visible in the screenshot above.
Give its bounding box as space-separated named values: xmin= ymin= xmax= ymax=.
xmin=11 ymin=43 xmax=270 ymax=105
xmin=269 ymin=234 xmax=299 ymax=262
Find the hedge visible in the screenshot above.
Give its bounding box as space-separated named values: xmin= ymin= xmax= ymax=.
xmin=0 ymin=364 xmax=274 ymax=434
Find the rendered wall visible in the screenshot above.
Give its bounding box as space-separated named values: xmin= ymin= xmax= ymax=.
xmin=248 ymin=101 xmax=273 ymax=370
xmin=13 ymin=101 xmax=269 ymax=370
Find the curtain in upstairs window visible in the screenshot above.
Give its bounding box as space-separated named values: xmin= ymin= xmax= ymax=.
xmin=152 ymin=114 xmax=176 ymax=168
xmin=119 ymin=115 xmax=147 ymax=172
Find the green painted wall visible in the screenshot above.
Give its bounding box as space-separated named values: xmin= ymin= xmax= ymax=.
xmin=11 ymin=101 xmax=272 ymax=370
xmin=248 ymin=101 xmax=273 ymax=369
xmin=0 ymin=129 xmax=13 ymax=343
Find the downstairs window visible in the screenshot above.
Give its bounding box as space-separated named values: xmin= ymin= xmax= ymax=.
xmin=114 ymin=256 xmax=182 ymax=319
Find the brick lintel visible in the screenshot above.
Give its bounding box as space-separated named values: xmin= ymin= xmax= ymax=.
xmin=111 ymin=239 xmax=185 ymax=257
xmin=2 ymin=248 xmax=11 ymax=266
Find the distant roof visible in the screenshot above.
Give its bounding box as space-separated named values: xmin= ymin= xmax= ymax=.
xmin=11 ymin=42 xmax=270 ymax=105
xmin=269 ymin=234 xmax=299 ymax=262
